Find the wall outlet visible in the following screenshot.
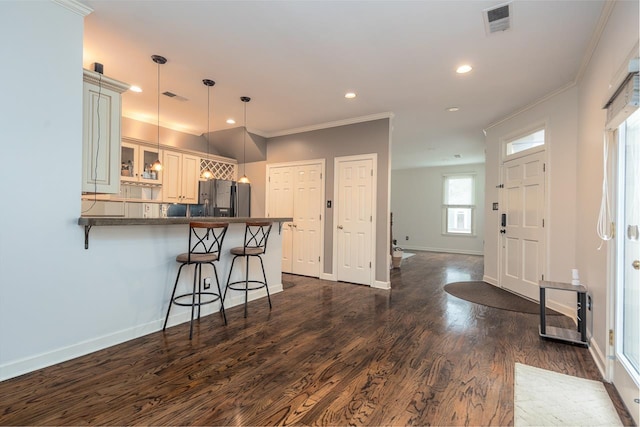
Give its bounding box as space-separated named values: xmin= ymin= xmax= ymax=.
xmin=405 ymin=236 xmax=409 ymax=241
xmin=587 ymin=294 xmax=592 ymax=310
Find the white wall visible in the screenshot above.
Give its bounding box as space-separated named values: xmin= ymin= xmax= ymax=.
xmin=391 ymin=163 xmax=485 ymax=255
xmin=576 ymin=0 xmax=639 ymax=370
xmin=484 ymin=0 xmax=639 ymax=373
xmin=0 ymin=2 xmax=282 ymax=381
xmin=484 ymin=87 xmax=579 ymax=290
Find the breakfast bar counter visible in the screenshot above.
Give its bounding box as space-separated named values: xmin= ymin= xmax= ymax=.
xmin=78 ymin=216 xmax=292 ymax=249
xmin=75 ymin=215 xmax=293 ymax=333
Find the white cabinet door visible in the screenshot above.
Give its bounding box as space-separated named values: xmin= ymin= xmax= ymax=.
xmin=162 ymin=151 xmax=182 ymax=203
xmin=181 ymin=153 xmax=200 ymax=204
xmin=81 ymin=70 xmax=128 ymax=194
xmin=162 ymin=151 xmax=199 ymax=204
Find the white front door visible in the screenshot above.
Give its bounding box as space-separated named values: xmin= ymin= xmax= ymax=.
xmin=336 ymin=156 xmax=374 ymax=286
xmin=292 ymin=163 xmax=322 ymax=277
xmin=500 ymin=151 xmax=546 ymax=300
xmin=267 ymin=166 xmax=294 ymax=273
xmin=613 ymin=110 xmax=640 ymax=425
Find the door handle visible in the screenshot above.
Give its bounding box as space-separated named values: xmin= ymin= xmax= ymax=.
xmin=500 ymin=229 xmax=506 ymax=234
xmin=337 ymin=225 xmax=343 ymax=230
xmin=633 ymin=260 xmax=640 ymax=270
xmin=292 ymin=224 xmax=297 ymax=228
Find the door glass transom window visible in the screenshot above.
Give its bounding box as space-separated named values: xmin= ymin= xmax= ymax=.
xmin=506 ymin=128 xmax=545 ymax=157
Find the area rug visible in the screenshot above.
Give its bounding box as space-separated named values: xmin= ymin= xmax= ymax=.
xmin=402 ymin=252 xmax=415 ymax=259
xmin=514 ymin=363 xmax=622 ymax=426
xmin=444 ymin=281 xmax=561 ymax=315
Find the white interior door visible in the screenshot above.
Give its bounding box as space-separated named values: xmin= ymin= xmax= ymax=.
xmin=613 ymin=110 xmax=640 ymax=425
xmin=336 ymin=157 xmax=373 ymax=285
xmin=292 ymin=164 xmax=322 ymax=277
xmin=267 ymin=166 xmax=294 ymax=273
xmin=500 ymin=151 xmax=546 ymax=300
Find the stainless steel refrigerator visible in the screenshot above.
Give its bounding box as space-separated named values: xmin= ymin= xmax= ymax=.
xmin=198 ymin=179 xmax=250 ymax=217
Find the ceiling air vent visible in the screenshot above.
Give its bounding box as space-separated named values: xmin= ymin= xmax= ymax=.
xmin=483 ymin=2 xmax=512 ymax=35
xmin=162 ymin=91 xmax=189 ymax=102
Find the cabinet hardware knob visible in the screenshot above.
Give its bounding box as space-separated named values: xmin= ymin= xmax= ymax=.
xmin=633 ymin=260 xmax=640 ymax=270
xmin=337 ymin=225 xmax=343 ymax=229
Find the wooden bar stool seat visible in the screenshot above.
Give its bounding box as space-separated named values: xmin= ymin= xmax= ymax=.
xmin=163 ymin=222 xmax=229 ymax=339
xmin=223 ymin=222 xmax=273 ymax=318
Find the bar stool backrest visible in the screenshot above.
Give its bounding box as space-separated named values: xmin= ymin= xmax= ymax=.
xmin=242 ymin=222 xmax=272 ymax=254
xmin=188 ymin=222 xmax=228 ymax=262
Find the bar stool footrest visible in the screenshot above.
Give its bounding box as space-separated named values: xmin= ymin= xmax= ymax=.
xmin=227 ymin=280 xmax=268 ymax=292
xmin=172 ymin=292 xmax=222 ymax=307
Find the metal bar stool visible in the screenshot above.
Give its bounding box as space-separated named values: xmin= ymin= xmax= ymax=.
xmin=163 ymin=222 xmax=228 ymax=339
xmin=223 ymin=222 xmax=273 ymax=318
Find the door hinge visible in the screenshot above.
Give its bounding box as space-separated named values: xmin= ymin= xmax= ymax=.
xmin=542 ymin=219 xmax=545 ymax=227
xmin=541 ymin=274 xmax=544 ymax=281
xmin=320 ymin=173 xmax=323 ymax=179
xmin=370 ymin=169 xmax=373 ymax=176
xmin=543 ymin=163 xmax=546 ymax=172
xmin=609 ymin=329 xmax=614 ymax=346
xmin=319 ymin=256 xmax=321 ymax=262
xmin=370 ymin=215 xmax=373 ymax=222
xmin=369 ymin=262 xmax=372 ymax=268
xmin=319 ymin=214 xmax=322 ymax=220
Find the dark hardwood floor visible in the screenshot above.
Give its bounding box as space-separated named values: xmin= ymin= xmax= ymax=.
xmin=0 ymin=252 xmax=634 ymax=425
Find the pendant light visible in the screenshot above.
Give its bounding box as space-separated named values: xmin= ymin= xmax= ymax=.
xmin=238 ymin=96 xmax=251 ymax=184
xmin=151 ymin=54 xmax=166 ymax=172
xmin=201 ymin=79 xmax=215 ymax=180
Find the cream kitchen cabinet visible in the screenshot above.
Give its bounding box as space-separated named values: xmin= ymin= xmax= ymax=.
xmin=162 ymin=150 xmax=199 ymax=204
xmin=120 ymin=140 xmax=162 ymax=185
xmin=81 ymin=69 xmax=130 ymax=194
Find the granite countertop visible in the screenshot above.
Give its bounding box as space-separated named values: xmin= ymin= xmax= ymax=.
xmin=78 ymin=217 xmax=293 ymax=226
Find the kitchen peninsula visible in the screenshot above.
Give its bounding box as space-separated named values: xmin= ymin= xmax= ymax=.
xmin=77 ymin=216 xmax=292 ymax=332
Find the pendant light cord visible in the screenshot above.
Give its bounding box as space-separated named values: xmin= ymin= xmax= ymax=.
xmin=157 ymin=61 xmax=160 ymax=153
xmin=243 ymin=101 xmax=247 ymax=177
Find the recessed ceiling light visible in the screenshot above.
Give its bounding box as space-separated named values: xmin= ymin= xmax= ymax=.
xmin=456 ymin=65 xmax=473 ymax=74
xmin=226 ymin=118 xmax=236 ymax=124
xmin=129 ymin=85 xmax=142 ymax=93
xmin=446 ymin=107 xmax=460 ymax=112
xmin=345 ymin=92 xmax=357 ymax=99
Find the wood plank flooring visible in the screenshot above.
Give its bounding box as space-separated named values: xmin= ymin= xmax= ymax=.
xmin=0 ymin=252 xmax=634 ymax=425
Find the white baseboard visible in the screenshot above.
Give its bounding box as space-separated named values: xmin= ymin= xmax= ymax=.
xmin=320 ymin=272 xmax=336 ymax=281
xmin=483 ymin=275 xmax=499 ymax=286
xmin=372 ymin=280 xmax=391 ymax=290
xmin=401 ymin=245 xmax=483 ymax=256
xmin=545 ymin=299 xmax=577 ymax=321
xmin=589 ymin=337 xmax=608 ymax=381
xmin=0 ymin=284 xmax=283 ymax=382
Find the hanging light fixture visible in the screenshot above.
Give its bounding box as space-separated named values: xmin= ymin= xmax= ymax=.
xmin=238 ymin=96 xmax=251 ymax=184
xmin=201 ymin=79 xmax=215 ymax=180
xmin=151 ymin=54 xmax=166 ymax=172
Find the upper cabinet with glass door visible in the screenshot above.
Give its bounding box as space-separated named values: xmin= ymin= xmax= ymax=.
xmin=120 ymin=140 xmax=162 ymax=185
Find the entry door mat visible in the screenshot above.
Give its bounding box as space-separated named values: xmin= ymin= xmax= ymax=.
xmin=514 ymin=363 xmax=622 ymax=426
xmin=444 ymin=281 xmax=562 ymax=315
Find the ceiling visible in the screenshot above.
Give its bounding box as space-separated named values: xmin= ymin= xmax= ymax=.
xmin=82 ymin=0 xmax=605 ymax=170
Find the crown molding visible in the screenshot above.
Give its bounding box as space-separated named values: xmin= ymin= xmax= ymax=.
xmin=264 ymin=112 xmax=394 ymax=138
xmin=574 ymin=0 xmax=616 ymax=84
xmin=484 ymin=81 xmax=577 ymax=132
xmin=52 ymin=0 xmax=93 ymax=16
